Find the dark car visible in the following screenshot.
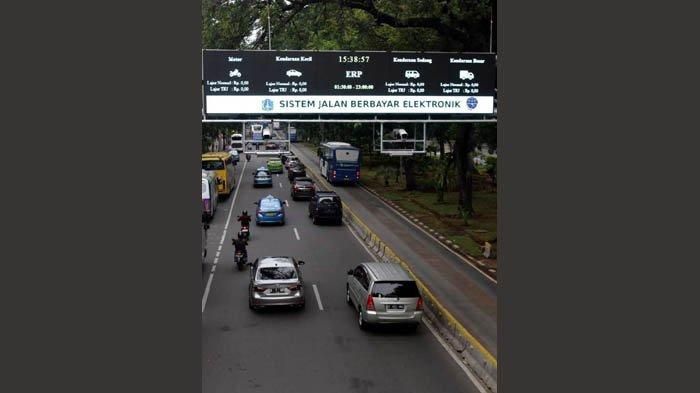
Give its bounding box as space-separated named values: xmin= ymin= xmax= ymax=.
xmin=308 ymin=191 xmax=343 ymax=225
xmin=280 ymin=153 xmax=295 ymax=165
xmin=291 ymin=177 xmax=315 ymax=200
xmin=287 ymin=162 xmax=307 ymax=181
xmin=284 ymin=156 xmax=300 ymax=169
xmin=265 ymin=142 xmax=278 ymax=150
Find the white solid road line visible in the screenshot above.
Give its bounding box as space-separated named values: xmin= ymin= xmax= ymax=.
xmin=293 ymin=227 xmax=300 ymax=241
xmin=202 ymin=160 xmax=248 ymax=313
xmin=285 ymin=200 xmax=289 ymax=206
xmin=312 ymin=284 xmax=324 ymax=311
xmin=279 ymin=182 xmax=283 ymax=188
xmin=423 ymin=318 xmax=489 ymax=393
xmin=345 ymin=206 xmax=489 ymax=393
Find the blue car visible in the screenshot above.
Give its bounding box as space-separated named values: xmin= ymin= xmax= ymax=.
xmin=253 ymin=167 xmax=273 ymax=187
xmin=255 ymin=195 xmax=285 ymax=225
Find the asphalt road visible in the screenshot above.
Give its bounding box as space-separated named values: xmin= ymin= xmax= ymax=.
xmin=291 ymin=143 xmax=498 ymax=356
xmin=202 ymin=155 xmax=483 ymax=393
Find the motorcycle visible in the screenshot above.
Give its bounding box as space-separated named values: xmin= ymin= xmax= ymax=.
xmin=245 ymin=153 xmax=251 ymax=162
xmin=234 ymin=250 xmax=247 ymax=271
xmin=239 ymin=224 xmax=250 ymax=241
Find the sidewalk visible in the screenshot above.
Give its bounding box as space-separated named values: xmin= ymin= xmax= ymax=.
xmin=292 ymin=144 xmax=498 ymax=356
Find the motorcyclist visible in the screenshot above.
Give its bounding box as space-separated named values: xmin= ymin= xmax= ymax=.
xmin=232 ymin=236 xmax=248 ymax=263
xmin=245 ymin=153 xmax=251 ymax=161
xmin=237 ymin=210 xmax=252 ymax=228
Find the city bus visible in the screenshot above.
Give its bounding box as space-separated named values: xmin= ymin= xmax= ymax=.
xmin=202 ymin=152 xmax=236 ymax=197
xmin=230 ymin=133 xmax=244 ymax=153
xmin=251 ymin=124 xmax=264 ymax=143
xmin=319 ymin=142 xmax=361 ymax=185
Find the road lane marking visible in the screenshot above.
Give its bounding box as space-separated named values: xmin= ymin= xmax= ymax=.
xmin=293 ymin=227 xmax=300 ymax=240
xmin=202 ymin=160 xmax=248 ymax=313
xmin=217 ymin=245 xmax=222 ymax=251
xmin=346 ymin=224 xmax=379 ymax=263
xmin=423 ymin=318 xmax=489 ymax=393
xmin=312 ymin=284 xmax=324 ymax=311
xmin=285 ymin=200 xmax=289 ymax=206
xmin=279 ymin=182 xmax=283 ymax=188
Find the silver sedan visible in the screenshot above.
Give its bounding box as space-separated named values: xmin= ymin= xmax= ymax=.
xmin=248 ymin=257 xmax=306 ymax=310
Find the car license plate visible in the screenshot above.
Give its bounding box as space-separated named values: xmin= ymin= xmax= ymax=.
xmin=266 ymin=212 xmax=277 ymax=216
xmin=269 ymin=287 xmax=284 ymax=294
xmin=387 ymin=304 xmax=404 ymax=310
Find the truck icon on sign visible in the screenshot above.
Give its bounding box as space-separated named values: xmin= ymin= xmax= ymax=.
xmin=459 ymin=70 xmax=475 ymax=80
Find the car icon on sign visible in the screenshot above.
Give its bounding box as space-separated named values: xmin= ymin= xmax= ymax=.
xmin=229 ymin=69 xmax=242 ymax=78
xmin=459 ymin=70 xmax=475 ymax=80
xmin=286 ymin=69 xmax=302 ymax=77
xmin=405 ymin=70 xmax=420 ymax=79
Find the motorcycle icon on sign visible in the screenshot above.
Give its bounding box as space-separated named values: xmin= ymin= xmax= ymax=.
xmin=229 ymin=69 xmax=242 ymax=78
xmin=459 ymin=70 xmax=475 ymax=80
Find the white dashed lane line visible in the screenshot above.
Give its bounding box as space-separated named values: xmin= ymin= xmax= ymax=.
xmin=293 ymin=227 xmax=300 ymax=241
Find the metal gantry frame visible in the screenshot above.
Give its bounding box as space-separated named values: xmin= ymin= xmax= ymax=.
xmin=202 ymin=117 xmax=497 ymax=156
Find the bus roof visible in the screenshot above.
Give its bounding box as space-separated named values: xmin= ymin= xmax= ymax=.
xmin=202 ymin=152 xmax=231 ymax=160
xmin=321 ymin=142 xmax=358 ymax=149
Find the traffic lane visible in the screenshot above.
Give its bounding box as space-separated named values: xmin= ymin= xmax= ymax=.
xmin=203 ymin=157 xmax=481 ymax=393
xmin=202 ymin=160 xmax=248 ymax=290
xmin=292 ymin=144 xmax=498 ymax=355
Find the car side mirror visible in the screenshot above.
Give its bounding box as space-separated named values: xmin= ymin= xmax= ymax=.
xmin=347 ymin=269 xmax=353 ymax=275
xmin=203 ymin=224 xmax=210 ymax=230
xmin=298 ymin=260 xmax=306 ymax=265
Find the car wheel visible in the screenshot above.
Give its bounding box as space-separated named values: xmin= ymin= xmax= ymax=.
xmin=248 ymin=297 xmax=257 ymax=311
xmin=346 ymin=286 xmax=352 ymax=305
xmin=312 ymin=215 xmax=318 ymax=225
xmin=358 ymin=308 xmax=368 ymax=330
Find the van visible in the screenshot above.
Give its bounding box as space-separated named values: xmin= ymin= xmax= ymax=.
xmin=346 ymin=262 xmax=423 ymax=330
xmin=202 ymin=152 xmax=236 ymax=197
xmin=202 ymin=170 xmax=219 ymax=221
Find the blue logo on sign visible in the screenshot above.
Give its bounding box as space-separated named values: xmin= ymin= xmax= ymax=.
xmin=262 ymin=99 xmax=274 ymax=111
xmin=466 ymin=97 xmax=478 ymax=109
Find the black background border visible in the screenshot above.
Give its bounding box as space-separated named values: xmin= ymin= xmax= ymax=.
xmin=2 ymin=1 xmax=699 ymax=392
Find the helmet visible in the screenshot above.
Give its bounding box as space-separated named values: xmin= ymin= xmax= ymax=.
xmin=242 ymin=210 xmax=248 ymax=216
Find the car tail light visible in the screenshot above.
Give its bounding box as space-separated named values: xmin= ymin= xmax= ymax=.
xmin=288 ymin=284 xmax=300 ymax=291
xmin=254 ymin=286 xmax=266 ymax=292
xmin=416 ymin=297 xmax=424 ymax=311
xmin=332 ymin=170 xmax=336 ymax=178
xmin=366 ymin=295 xmax=375 ymax=311
xmin=356 ymin=170 xmax=360 ymax=180
xmin=203 ymin=199 xmax=210 ymax=211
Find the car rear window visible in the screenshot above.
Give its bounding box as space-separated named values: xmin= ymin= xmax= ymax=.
xmin=319 ymin=196 xmax=341 ymax=205
xmin=260 ymin=199 xmax=281 ymax=210
xmin=257 ymin=266 xmax=297 ymax=280
xmin=371 ymin=281 xmax=420 ymax=298
xmin=256 ymin=170 xmax=270 ymax=177
xmin=295 ymin=180 xmax=312 ymax=186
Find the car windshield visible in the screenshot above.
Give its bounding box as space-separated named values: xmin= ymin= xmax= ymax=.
xmin=202 ymin=160 xmax=225 ymax=171
xmin=257 ymin=266 xmax=297 ymax=280
xmin=256 ymin=171 xmax=270 ymax=177
xmin=371 ymin=281 xmax=420 ymax=298
xmin=260 ymin=199 xmax=281 ymax=211
xmin=295 ymin=180 xmax=312 ymax=186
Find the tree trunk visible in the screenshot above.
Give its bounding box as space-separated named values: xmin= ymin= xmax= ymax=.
xmin=404 ymin=157 xmax=417 ymax=191
xmin=455 ymin=124 xmax=475 ymax=216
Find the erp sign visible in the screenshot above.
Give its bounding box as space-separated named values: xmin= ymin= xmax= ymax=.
xmin=202 ymin=49 xmax=496 ymax=115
